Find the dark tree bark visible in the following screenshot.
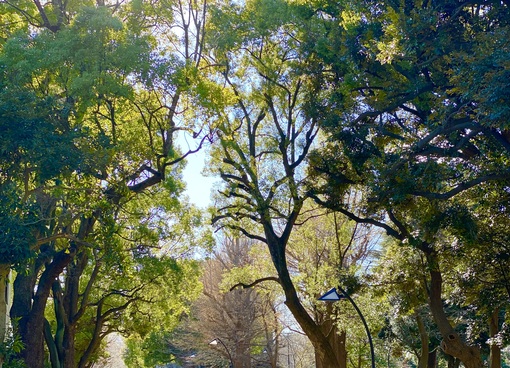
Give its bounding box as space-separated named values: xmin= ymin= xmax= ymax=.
xmin=11 ymin=250 xmax=74 ymax=368
xmin=489 ymin=308 xmax=502 ymax=368
xmin=427 ymin=253 xmax=482 ymax=368
xmin=447 ymin=354 xmax=461 ymax=368
xmin=427 ymin=349 xmax=437 ymax=368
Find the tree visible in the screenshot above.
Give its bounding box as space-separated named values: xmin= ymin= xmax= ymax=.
xmin=285 ymin=203 xmax=380 ymax=367
xmin=155 ymin=236 xmax=284 ymax=368
xmin=205 ymin=1 xmax=354 ymax=365
xmin=374 ymin=240 xmax=442 ymax=368
xmin=301 ymin=0 xmax=510 ymax=366
xmin=0 ymin=0 xmax=214 ymax=367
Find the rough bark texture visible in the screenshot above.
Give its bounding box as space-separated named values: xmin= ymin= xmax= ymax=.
xmin=489 ymin=308 xmax=501 ymax=368
xmin=315 ymin=330 xmax=346 ymax=368
xmin=11 ymin=251 xmax=74 ymax=368
xmin=427 ymin=254 xmax=482 ymax=368
xmin=316 ymin=303 xmax=347 ymax=368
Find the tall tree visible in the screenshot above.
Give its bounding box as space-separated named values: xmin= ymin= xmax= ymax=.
xmin=302 ymin=0 xmax=510 ymax=366
xmin=206 ymin=1 xmax=351 ymax=365
xmin=199 ymin=237 xmax=270 ymax=368
xmin=0 ymin=0 xmax=214 ymax=367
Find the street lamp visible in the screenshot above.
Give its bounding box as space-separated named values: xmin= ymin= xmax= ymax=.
xmin=209 ymin=338 xmax=234 ymax=368
xmin=318 ymin=286 xmax=376 ymax=368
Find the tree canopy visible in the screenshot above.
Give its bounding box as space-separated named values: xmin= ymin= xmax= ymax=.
xmin=1 ymin=0 xmax=510 ymax=367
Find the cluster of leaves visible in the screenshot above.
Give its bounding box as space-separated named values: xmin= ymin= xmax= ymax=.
xmin=0 ymin=324 xmax=26 ymax=368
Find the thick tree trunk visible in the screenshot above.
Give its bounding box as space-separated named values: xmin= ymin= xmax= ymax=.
xmin=488 ymin=308 xmax=501 ymax=368
xmin=316 ymin=303 xmax=347 ymax=368
xmin=233 ymin=339 xmax=251 ymax=368
xmin=11 ymin=251 xmax=74 ymax=368
xmin=315 ymin=330 xmax=347 ymax=368
xmin=11 ymin=265 xmax=40 ymax=368
xmin=282 ymin=284 xmax=339 ymax=367
xmin=427 ymin=254 xmax=482 ymax=368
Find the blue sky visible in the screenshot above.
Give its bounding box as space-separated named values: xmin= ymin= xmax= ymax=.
xmin=182 ymin=149 xmax=217 ymax=208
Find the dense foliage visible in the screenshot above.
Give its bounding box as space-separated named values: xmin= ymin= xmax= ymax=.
xmin=1 ymin=0 xmax=509 ymax=367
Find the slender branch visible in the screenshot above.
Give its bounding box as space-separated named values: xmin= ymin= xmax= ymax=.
xmin=309 ymin=194 xmax=404 ymax=240
xmin=230 ymin=277 xmax=281 ymax=291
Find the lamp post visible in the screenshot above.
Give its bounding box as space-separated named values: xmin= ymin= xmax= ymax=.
xmin=209 ymin=338 xmax=234 ymax=368
xmin=318 ymin=286 xmax=376 ymax=368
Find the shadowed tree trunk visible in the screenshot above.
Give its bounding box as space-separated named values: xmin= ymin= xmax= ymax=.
xmin=11 ymin=250 xmax=74 ymax=368
xmin=427 ymin=348 xmax=437 ymax=368
xmin=489 ymin=308 xmax=502 ymax=368
xmin=447 ymin=354 xmax=461 ymax=368
xmin=427 ymin=252 xmax=482 ymax=368
xmin=0 ymin=264 xmax=10 ymax=368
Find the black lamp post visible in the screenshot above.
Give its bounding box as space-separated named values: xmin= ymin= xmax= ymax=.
xmin=318 ymin=286 xmax=376 ymax=368
xmin=209 ymin=338 xmax=234 ymax=368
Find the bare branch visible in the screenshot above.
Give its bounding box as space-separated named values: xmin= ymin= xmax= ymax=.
xmin=229 ymin=277 xmax=281 ymax=291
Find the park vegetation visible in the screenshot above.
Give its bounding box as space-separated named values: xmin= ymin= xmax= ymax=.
xmin=0 ymin=0 xmax=509 ymax=367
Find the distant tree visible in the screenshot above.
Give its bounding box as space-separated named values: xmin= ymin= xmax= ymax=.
xmin=192 ymin=236 xmax=283 ymax=368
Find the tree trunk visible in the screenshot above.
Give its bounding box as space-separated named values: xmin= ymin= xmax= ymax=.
xmin=44 ymin=318 xmax=61 ymax=368
xmin=265 ymin=233 xmax=340 ymax=368
xmin=46 ymin=281 xmax=66 ymax=368
xmin=427 ymin=348 xmax=437 ymax=368
xmin=62 ymin=254 xmax=87 ymax=368
xmin=447 ymin=354 xmax=461 ymax=368
xmin=416 ymin=312 xmax=429 ymax=368
xmin=233 ymin=338 xmax=251 ymax=368
xmin=316 ymin=303 xmax=347 ymax=368
xmin=11 ymin=251 xmax=74 ymax=368
xmin=11 ymin=264 xmax=40 ymax=368
xmin=0 ymin=264 xmax=10 ymax=368
xmin=488 ymin=308 xmax=501 ymax=368
xmin=78 ymin=303 xmax=105 ymax=368
xmin=426 ymin=253 xmax=482 ymax=368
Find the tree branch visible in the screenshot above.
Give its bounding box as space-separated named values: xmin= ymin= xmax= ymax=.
xmin=229 ymin=277 xmax=281 ymax=291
